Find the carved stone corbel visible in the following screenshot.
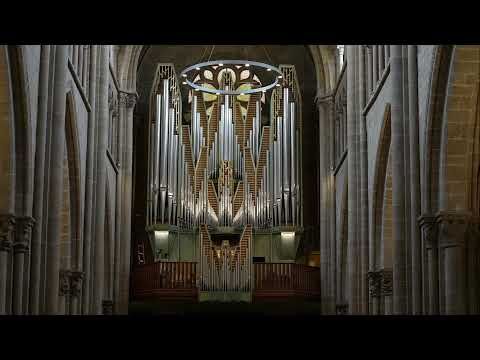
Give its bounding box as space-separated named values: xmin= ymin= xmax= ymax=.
xmin=335 ymin=303 xmax=348 ymax=315
xmin=0 ymin=214 xmax=16 ymax=252
xmin=435 ymin=211 xmax=476 ymax=249
xmin=419 ymin=214 xmax=437 ymax=250
xmin=59 ymin=269 xmax=72 ymax=297
xmin=380 ymin=268 xmax=393 ymax=297
xmin=13 ymin=216 xmax=35 ymax=254
xmin=102 ymin=300 xmax=113 ymax=315
xmin=70 ymin=271 xmax=84 ymax=298
xmin=367 ymin=270 xmax=382 ymax=298
xmin=119 ymin=92 xmax=137 ymax=109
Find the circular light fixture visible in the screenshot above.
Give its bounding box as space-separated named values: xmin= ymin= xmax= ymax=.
xmin=278 ymin=75 xmax=283 ymax=79
xmin=182 ymin=81 xmax=187 ymax=85
xmin=180 ymin=60 xmax=283 ymax=95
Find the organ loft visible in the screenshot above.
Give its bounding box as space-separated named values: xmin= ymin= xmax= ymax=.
xmin=139 ymin=60 xmax=312 ymax=301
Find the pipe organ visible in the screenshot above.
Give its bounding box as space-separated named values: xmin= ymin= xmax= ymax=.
xmin=146 ymin=63 xmax=302 ymax=300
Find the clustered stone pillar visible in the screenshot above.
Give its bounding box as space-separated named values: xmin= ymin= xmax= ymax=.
xmin=346 ymin=45 xmax=360 ymax=313
xmin=12 ymin=216 xmax=34 ymax=314
xmin=118 ymin=91 xmax=137 ymax=314
xmin=82 ymin=45 xmax=98 ymax=315
xmin=29 ymin=44 xmax=51 ymax=315
xmin=407 ymin=45 xmax=423 ymax=314
xmin=45 ymin=45 xmax=69 ymax=314
xmin=390 ymin=45 xmax=407 ymax=314
xmin=358 ymin=45 xmax=369 ymax=314
xmin=0 ymin=214 xmax=15 ymax=314
xmin=92 ymin=45 xmax=110 ymax=315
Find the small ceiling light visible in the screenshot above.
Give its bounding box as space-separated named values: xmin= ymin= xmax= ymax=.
xmin=276 ymin=84 xmax=281 ymax=87
xmin=219 ymin=63 xmax=224 ymax=66
xmin=245 ymin=63 xmax=250 ymax=67
xmin=182 ymin=81 xmax=187 ymax=85
xmin=195 ymin=88 xmax=199 ymax=91
xmin=240 ymin=93 xmax=245 ymax=96
xmin=195 ymin=67 xmax=200 ymax=70
xmin=182 ymin=73 xmax=187 ymax=77
xmin=216 ymin=92 xmax=220 ymax=95
xmin=278 ymin=75 xmax=283 ymax=79
xmin=267 ymin=68 xmax=272 ymax=71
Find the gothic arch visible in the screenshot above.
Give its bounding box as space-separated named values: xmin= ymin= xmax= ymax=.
xmin=65 ymin=92 xmax=82 ymax=271
xmin=0 ymin=45 xmax=15 ymax=214
xmin=371 ymin=104 xmax=392 ymax=269
xmin=423 ymin=45 xmax=453 ymax=214
xmin=0 ymin=46 xmax=32 ymax=217
xmin=424 ymin=45 xmax=480 ymax=214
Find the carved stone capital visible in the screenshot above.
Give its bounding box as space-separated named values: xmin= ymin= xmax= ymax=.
xmin=335 ymin=303 xmax=348 ymax=315
xmin=70 ymin=271 xmax=84 ymax=298
xmin=59 ymin=269 xmax=72 ymax=297
xmin=419 ymin=214 xmax=437 ymax=248
xmin=0 ymin=214 xmax=16 ymax=252
xmin=368 ymin=270 xmax=382 ymax=298
xmin=102 ymin=300 xmax=114 ymax=315
xmin=380 ymin=268 xmax=393 ymax=296
xmin=119 ymin=92 xmax=137 ymax=109
xmin=435 ymin=211 xmax=478 ymax=248
xmin=13 ymin=216 xmax=35 ymax=254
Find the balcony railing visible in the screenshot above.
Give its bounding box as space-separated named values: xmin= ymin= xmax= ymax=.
xmin=253 ymin=263 xmax=320 ymax=300
xmin=131 ymin=261 xmax=320 ymax=302
xmin=132 ymin=261 xmax=198 ymax=300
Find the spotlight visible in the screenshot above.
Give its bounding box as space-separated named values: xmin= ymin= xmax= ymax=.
xmin=278 ymin=75 xmax=283 ymax=79
xmin=267 ymin=68 xmax=272 ymax=71
xmin=182 ymin=73 xmax=187 ymax=77
xmin=219 ymin=63 xmax=224 ymax=66
xmin=182 ymin=81 xmax=187 ymax=85
xmin=245 ymin=63 xmax=250 ymax=67
xmin=195 ymin=67 xmax=200 ymax=70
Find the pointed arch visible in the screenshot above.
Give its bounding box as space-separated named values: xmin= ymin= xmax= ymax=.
xmin=371 ymin=104 xmax=392 ymax=269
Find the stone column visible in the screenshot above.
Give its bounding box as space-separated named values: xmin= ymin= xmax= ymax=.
xmin=372 ymin=45 xmax=378 ymax=88
xmin=317 ymin=98 xmax=331 ymax=313
xmin=82 ymin=45 xmax=97 ymax=315
xmin=379 ymin=46 xmax=385 ymax=74
xmin=390 ymin=45 xmax=407 ymax=314
xmin=359 ymin=45 xmax=369 ymax=314
xmin=346 ymin=46 xmax=360 ymax=313
xmin=29 ymin=45 xmax=51 ymax=314
xmin=408 ymin=45 xmax=422 ymax=314
xmin=419 ymin=214 xmax=437 ymax=314
xmin=12 ymin=216 xmax=34 ymax=314
xmin=92 ymin=45 xmax=110 ymax=315
xmin=366 ymin=46 xmax=373 ymax=95
xmin=118 ymin=92 xmax=137 ymax=314
xmin=45 ymin=45 xmax=69 ymax=314
xmin=402 ymin=45 xmax=412 ymax=314
xmin=0 ymin=214 xmax=15 ymax=314
xmin=328 ymin=99 xmax=336 ymax=314
xmin=436 ymin=212 xmax=472 ymax=314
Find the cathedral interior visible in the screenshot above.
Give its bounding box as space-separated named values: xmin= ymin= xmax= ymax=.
xmin=0 ymin=44 xmax=479 ymax=315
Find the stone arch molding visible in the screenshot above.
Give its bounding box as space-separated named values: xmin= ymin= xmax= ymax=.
xmin=114 ymin=45 xmax=336 ymax=97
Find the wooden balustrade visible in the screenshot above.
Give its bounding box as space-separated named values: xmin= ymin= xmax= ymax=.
xmin=253 ymin=263 xmax=320 ymax=300
xmin=131 ymin=261 xmax=320 ymax=302
xmin=131 ymin=261 xmax=198 ymax=301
